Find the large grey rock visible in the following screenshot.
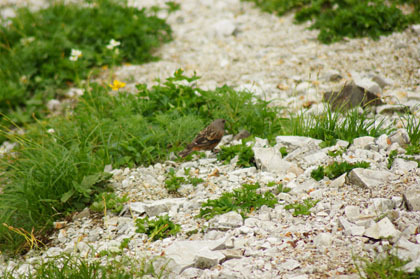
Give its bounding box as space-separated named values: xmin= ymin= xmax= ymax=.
xmin=391 ymin=158 xmax=418 ymax=172
xmin=194 ymin=247 xmax=226 ymax=269
xmin=303 ymin=151 xmax=328 ymax=165
xmin=275 ymin=136 xmax=322 ymax=151
xmin=127 ymin=198 xmax=186 ymax=216
xmin=370 ymin=74 xmax=393 ymax=88
xmin=364 ymin=217 xmax=400 ymax=240
xmin=344 ymin=205 xmax=361 ymax=222
xmin=323 ymin=82 xmax=383 ymax=110
xmin=389 ymin=129 xmax=410 ymax=148
xmin=338 ymin=217 xmax=365 ymax=236
xmin=253 ymin=147 xmax=299 ymax=175
xmin=330 ymin=173 xmax=346 ymax=188
xmin=209 ymin=211 xmax=243 ymax=230
xmin=371 ymin=198 xmax=394 ymax=214
xmin=352 ymin=136 xmax=375 ymax=149
xmin=354 ymin=78 xmax=381 ymax=95
xmin=396 ymin=237 xmax=420 ymax=272
xmin=403 ymin=185 xmax=420 ymax=211
xmin=165 ymin=238 xmax=227 ymax=273
xmin=347 ymin=168 xmax=397 ymax=188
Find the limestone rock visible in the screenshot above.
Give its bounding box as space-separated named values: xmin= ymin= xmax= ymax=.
xmin=364 ymin=217 xmax=400 ymax=240
xmin=403 ymin=185 xmax=420 ymax=211
xmin=347 ymin=168 xmax=397 ymax=188
xmin=253 ymin=147 xmax=298 ymax=175
xmin=338 ymin=217 xmax=365 ymax=236
xmin=209 ymin=211 xmax=243 ymax=230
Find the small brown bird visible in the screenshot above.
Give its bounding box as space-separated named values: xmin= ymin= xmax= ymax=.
xmin=179 ymin=119 xmax=226 ymax=158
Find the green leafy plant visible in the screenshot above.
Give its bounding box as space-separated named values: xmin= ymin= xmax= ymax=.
xmin=267 ymin=182 xmax=291 ymax=194
xmin=328 ymin=147 xmax=346 ymax=157
xmin=354 ymin=251 xmax=420 ymax=279
xmin=197 ymin=183 xmax=278 ymax=220
xmin=243 ymin=0 xmax=420 ymax=43
xmin=164 ymin=168 xmax=204 ymax=193
xmin=0 ymin=70 xmax=283 ymax=254
xmin=135 ymin=215 xmax=180 ymax=241
xmin=90 ymin=192 xmax=129 ymax=214
xmin=279 ymin=146 xmax=288 ymax=157
xmin=0 ymin=0 xmax=172 ymax=127
xmin=217 ymin=141 xmax=255 ymax=167
xmin=1 ymin=252 xmax=169 ymax=279
xmin=387 ymin=150 xmax=399 ymax=169
xmin=311 ymin=161 xmax=370 ymax=181
xmin=285 ymin=106 xmax=390 ymax=147
xmin=284 ymin=198 xmax=319 ymax=216
xmin=276 ymin=183 xmax=291 ymax=194
xmin=401 ymin=112 xmax=420 ymax=155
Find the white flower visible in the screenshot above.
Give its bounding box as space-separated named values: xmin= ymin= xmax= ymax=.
xmin=47 ymin=128 xmax=55 ymax=134
xmin=69 ymin=49 xmax=82 ymax=61
xmin=106 ymin=39 xmax=121 ymax=50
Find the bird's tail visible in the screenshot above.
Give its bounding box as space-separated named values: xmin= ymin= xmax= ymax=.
xmin=179 ymin=148 xmax=192 ymax=158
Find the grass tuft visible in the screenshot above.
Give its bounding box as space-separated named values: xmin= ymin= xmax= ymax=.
xmin=243 ymin=0 xmax=420 ymax=43
xmin=197 ymin=183 xmax=278 ymax=220
xmin=0 ymin=0 xmax=172 ymax=128
xmin=311 ymin=161 xmax=370 ymax=181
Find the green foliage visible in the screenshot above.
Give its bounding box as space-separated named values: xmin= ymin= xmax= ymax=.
xmin=0 ymin=70 xmax=283 ymax=254
xmin=401 ymin=112 xmax=420 ymax=155
xmin=1 ymin=252 xmax=168 ymax=279
xmin=355 ymin=252 xmax=420 ymax=279
xmin=0 ymin=132 xmax=111 ymax=253
xmin=243 ymin=0 xmax=420 ymax=43
xmin=328 ymin=147 xmax=345 ymax=157
xmin=164 ymin=168 xmax=204 ymax=193
xmin=279 ymin=146 xmax=288 ymax=157
xmin=267 ymin=182 xmax=291 ymax=193
xmin=217 ymin=141 xmax=255 ymax=167
xmin=284 ymin=198 xmax=319 ymax=216
xmin=387 ymin=150 xmax=398 ymax=169
xmin=90 ymin=192 xmax=129 ymax=214
xmin=311 ymin=161 xmax=370 ymax=181
xmin=135 ymin=215 xmax=180 ymax=241
xmin=197 ymin=183 xmax=278 ymax=220
xmin=0 ymin=0 xmax=172 ymax=127
xmin=276 ymin=183 xmax=291 ymax=193
xmin=285 ymin=107 xmax=390 ymax=146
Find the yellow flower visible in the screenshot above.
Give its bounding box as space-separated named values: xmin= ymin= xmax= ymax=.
xmin=109 ymin=80 xmax=126 ymax=91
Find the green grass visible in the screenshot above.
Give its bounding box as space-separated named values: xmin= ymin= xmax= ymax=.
xmin=243 ymin=0 xmax=420 ymax=43
xmin=355 ymin=252 xmax=420 ymax=279
xmin=285 ymin=107 xmax=391 ymax=147
xmin=135 ymin=215 xmax=180 ymax=241
xmin=217 ymin=141 xmax=255 ymax=167
xmin=164 ymin=168 xmax=204 ymax=193
xmin=284 ymin=198 xmax=319 ymax=216
xmin=0 ymin=0 xmax=172 ymax=130
xmin=311 ymin=161 xmax=370 ymax=181
xmin=401 ymin=112 xmax=420 ymax=155
xmin=1 ymin=252 xmax=169 ymax=278
xmin=0 ymin=71 xmax=282 ymax=254
xmin=197 ymin=183 xmax=278 ymax=220
xmin=90 ymin=192 xmax=129 ymax=214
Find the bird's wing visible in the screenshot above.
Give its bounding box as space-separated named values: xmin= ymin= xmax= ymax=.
xmin=189 ymin=126 xmax=223 ymax=148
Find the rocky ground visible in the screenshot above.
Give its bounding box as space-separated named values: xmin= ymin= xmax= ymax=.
xmin=1 ymin=0 xmax=420 ymax=278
